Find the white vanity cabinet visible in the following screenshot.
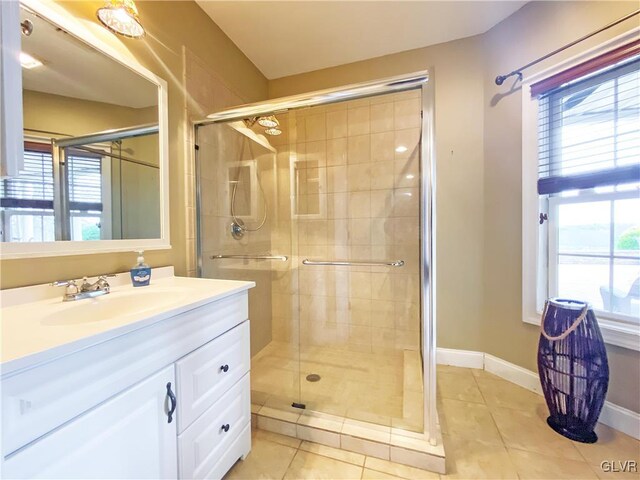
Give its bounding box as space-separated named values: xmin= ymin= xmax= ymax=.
xmin=2 ymin=366 xmax=178 ymax=479
xmin=1 ymin=280 xmax=253 ymax=480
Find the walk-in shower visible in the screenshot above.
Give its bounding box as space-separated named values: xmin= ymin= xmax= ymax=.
xmin=195 ymin=71 xmax=436 ymax=443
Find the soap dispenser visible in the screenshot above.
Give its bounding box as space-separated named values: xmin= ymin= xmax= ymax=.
xmin=130 ymin=250 xmax=151 ymax=287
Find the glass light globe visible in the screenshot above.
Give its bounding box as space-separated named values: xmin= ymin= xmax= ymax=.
xmin=97 ymin=0 xmax=145 ymax=38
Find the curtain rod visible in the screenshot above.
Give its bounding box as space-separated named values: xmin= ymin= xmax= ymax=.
xmin=495 ymin=9 xmax=640 ymax=86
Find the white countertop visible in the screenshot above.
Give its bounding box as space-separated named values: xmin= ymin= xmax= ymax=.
xmin=0 ymin=268 xmax=254 ymax=376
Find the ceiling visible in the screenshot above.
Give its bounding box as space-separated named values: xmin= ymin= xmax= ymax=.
xmin=196 ymin=1 xmax=527 ymax=79
xmin=20 ymin=8 xmax=157 ymax=109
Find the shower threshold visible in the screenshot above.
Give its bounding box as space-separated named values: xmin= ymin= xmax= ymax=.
xmin=251 ymin=402 xmax=446 ymax=474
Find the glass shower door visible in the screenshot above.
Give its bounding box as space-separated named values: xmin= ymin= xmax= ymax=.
xmin=197 ymin=87 xmax=425 ymax=433
xmin=290 ymin=91 xmax=424 ymax=431
xmin=196 ymin=120 xmax=301 ymax=411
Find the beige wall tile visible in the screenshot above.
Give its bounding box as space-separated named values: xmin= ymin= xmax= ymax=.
xmin=348 ymin=106 xmax=371 ymax=136
xmin=305 ymin=113 xmax=327 ymax=142
xmin=257 ymin=415 xmax=298 ymax=437
xmin=348 ymin=191 xmax=371 ymax=218
xmin=299 ymin=441 xmax=365 ymax=466
xmin=370 ymin=103 xmax=395 ymax=133
xmin=327 ymin=165 xmax=348 ymax=193
xmin=341 ymin=435 xmax=390 ymax=460
xmin=327 ymin=138 xmax=348 ymax=166
xmin=348 ymin=134 xmax=371 ymax=164
xmin=394 ymin=99 xmax=421 ymax=130
xmin=296 ymin=425 xmax=342 ymax=448
xmin=390 ymin=447 xmax=446 ymax=474
xmin=371 ymin=132 xmax=395 ymax=163
xmin=327 ymin=110 xmax=348 ymax=139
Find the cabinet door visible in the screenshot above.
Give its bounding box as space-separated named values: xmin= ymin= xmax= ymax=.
xmin=2 ymin=365 xmax=178 ymax=479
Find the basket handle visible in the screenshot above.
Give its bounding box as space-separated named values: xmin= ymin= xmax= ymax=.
xmin=540 ymin=300 xmax=589 ymax=341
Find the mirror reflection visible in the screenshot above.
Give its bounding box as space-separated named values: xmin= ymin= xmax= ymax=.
xmin=0 ymin=6 xmax=161 ymax=243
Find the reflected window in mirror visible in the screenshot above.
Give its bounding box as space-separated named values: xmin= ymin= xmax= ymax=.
xmin=0 ymin=142 xmax=54 ymax=242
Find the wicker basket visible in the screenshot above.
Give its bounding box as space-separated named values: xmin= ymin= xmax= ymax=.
xmin=537 ymin=298 xmax=609 ymax=443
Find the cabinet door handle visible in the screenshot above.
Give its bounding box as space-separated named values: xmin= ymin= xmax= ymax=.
xmin=220 ymin=364 xmax=229 ymax=373
xmin=166 ymin=382 xmax=177 ymax=424
xmin=221 ymin=423 xmax=230 ymax=432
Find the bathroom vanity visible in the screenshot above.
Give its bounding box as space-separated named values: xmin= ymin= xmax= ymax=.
xmin=0 ymin=267 xmax=254 ymax=479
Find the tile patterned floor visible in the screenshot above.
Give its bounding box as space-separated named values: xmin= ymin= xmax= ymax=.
xmin=225 ymin=365 xmax=640 ymax=480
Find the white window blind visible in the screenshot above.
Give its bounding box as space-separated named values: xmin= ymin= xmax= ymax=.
xmin=0 ymin=148 xmax=54 ymax=209
xmin=536 ymin=57 xmax=640 ymax=195
xmin=535 ymin=54 xmax=640 ymax=323
xmin=66 ymin=151 xmax=103 ymax=212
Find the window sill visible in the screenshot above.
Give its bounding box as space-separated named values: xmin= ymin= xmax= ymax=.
xmin=524 ymin=313 xmax=640 ymax=352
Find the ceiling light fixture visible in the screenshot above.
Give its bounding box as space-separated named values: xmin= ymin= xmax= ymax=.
xmin=258 ymin=116 xmax=279 ymax=128
xmin=97 ymin=0 xmax=145 ymax=38
xmin=264 ymin=128 xmax=282 ymax=136
xmin=20 ymin=52 xmax=43 ymax=69
xmin=395 ymin=145 xmax=408 ymax=153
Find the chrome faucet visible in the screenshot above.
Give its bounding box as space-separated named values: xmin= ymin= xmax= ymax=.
xmin=51 ymin=275 xmax=115 ymax=302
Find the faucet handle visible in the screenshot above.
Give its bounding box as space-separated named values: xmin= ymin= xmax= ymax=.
xmin=50 ymin=280 xmax=79 ymax=295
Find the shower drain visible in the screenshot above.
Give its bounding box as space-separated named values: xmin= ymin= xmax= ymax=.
xmin=306 ymin=374 xmax=321 ymax=382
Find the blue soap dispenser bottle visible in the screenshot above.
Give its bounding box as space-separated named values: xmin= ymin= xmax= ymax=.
xmin=130 ymin=250 xmax=151 ymax=287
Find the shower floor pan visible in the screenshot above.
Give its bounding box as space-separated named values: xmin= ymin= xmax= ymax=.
xmin=249 ymin=341 xmax=445 ymax=473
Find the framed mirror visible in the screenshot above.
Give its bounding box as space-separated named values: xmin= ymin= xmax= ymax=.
xmin=0 ymin=0 xmax=169 ymax=258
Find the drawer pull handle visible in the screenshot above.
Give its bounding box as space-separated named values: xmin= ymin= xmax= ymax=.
xmin=166 ymin=382 xmax=177 ymax=424
xmin=221 ymin=423 xmax=230 ymax=432
xmin=220 ymin=364 xmax=229 ymax=373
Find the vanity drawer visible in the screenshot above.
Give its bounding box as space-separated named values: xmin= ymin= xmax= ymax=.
xmin=1 ymin=292 xmax=248 ymax=457
xmin=176 ymin=320 xmax=250 ymax=433
xmin=178 ymin=373 xmax=251 ymax=480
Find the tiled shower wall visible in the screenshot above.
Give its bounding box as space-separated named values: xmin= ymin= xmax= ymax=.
xmin=271 ymin=90 xmax=423 ymax=354
xmin=198 ymin=123 xmax=276 ymax=356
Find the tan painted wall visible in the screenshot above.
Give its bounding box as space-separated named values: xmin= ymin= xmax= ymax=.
xmin=481 ymin=1 xmax=640 ymax=413
xmin=268 ymin=1 xmax=640 ymax=413
xmin=1 ymin=0 xmax=268 ymax=289
xmin=23 ymin=89 xmax=157 ymax=137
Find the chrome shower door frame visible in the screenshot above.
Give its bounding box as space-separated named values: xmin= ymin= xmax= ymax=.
xmin=194 ymin=69 xmax=437 ymax=444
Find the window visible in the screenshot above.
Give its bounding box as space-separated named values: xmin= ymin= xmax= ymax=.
xmin=538 ymin=58 xmax=640 ymax=323
xmin=66 ymin=150 xmax=104 ymax=241
xmin=0 ymin=142 xmax=55 ymax=242
xmin=0 ymin=143 xmax=104 ymax=242
xmin=523 ymin=37 xmax=640 ymax=350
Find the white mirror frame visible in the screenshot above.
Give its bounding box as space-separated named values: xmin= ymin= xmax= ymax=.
xmin=1 ymin=0 xmax=170 ymax=259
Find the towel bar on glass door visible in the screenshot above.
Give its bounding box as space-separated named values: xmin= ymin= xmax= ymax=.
xmin=210 ymin=254 xmax=288 ymax=261
xmin=302 ymin=259 xmax=404 ymax=267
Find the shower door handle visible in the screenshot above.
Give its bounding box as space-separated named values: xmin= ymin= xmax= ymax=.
xmin=210 ymin=254 xmax=288 ymax=261
xmin=302 ymin=259 xmax=404 ymax=267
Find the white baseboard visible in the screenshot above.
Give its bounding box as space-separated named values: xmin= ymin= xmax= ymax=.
xmin=483 ymin=354 xmax=542 ymax=395
xmin=436 ymin=347 xmax=640 ymax=440
xmin=436 ymin=347 xmax=484 ymax=369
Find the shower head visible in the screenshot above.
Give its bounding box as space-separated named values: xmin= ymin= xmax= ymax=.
xmin=243 ymin=116 xmax=282 ymax=136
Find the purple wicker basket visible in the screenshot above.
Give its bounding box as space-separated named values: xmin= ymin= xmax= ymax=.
xmin=537 ymin=298 xmax=609 ymax=443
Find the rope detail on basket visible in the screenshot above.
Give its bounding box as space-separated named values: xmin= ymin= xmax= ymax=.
xmin=539 ymin=300 xmax=589 ymax=341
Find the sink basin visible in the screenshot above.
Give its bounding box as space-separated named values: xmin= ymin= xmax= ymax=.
xmin=41 ymin=289 xmax=190 ymax=326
